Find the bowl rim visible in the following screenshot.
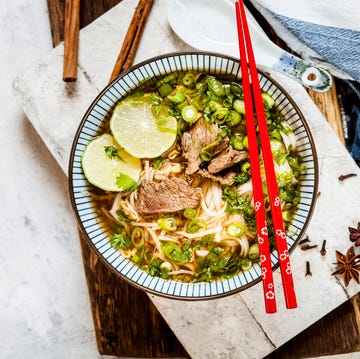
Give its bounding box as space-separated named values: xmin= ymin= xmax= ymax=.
xmin=68 ymin=50 xmax=319 ymax=300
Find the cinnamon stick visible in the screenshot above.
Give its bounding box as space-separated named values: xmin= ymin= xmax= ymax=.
xmin=63 ymin=0 xmax=80 ymax=82
xmin=109 ymin=0 xmax=154 ymax=82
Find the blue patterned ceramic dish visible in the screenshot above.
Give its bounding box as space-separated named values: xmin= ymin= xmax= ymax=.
xmin=69 ymin=52 xmax=318 ymax=299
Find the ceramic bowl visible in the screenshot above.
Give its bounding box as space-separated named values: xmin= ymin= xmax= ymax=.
xmin=69 ymin=52 xmax=318 ymax=299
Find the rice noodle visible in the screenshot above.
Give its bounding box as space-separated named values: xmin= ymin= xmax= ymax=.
xmin=201 ymin=199 xmax=226 ymax=217
xmin=176 ymin=226 xmax=223 ymax=239
xmin=120 ymin=198 xmax=140 ymax=221
xmin=142 ymin=160 xmax=155 ymax=182
xmin=130 ymin=221 xmax=159 ymax=228
xmin=168 ymin=269 xmax=194 ymax=276
xmin=154 ymin=162 xmax=183 ymax=181
xmin=237 ymin=181 xmax=253 ymax=197
xmin=168 ymin=149 xmax=180 ymax=160
xmin=109 ymin=192 xmax=123 ymax=220
xmin=222 ymin=214 xmax=245 ymax=227
xmin=238 ymin=235 xmax=250 ymax=257
xmin=147 ymin=227 xmax=164 ymax=258
xmin=158 ymin=234 xmax=182 ymax=243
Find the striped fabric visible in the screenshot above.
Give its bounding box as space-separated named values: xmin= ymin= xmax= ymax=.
xmin=249 ymin=0 xmax=360 ymax=162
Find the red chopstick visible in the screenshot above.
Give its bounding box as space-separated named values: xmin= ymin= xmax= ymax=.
xmin=235 ymin=0 xmax=297 ymax=311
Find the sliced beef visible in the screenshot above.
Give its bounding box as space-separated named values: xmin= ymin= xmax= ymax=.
xmin=181 ymin=117 xmax=228 ymax=175
xmin=198 ymin=169 xmax=238 ymax=186
xmin=208 ymin=147 xmax=248 ymax=174
xmin=135 ymin=177 xmax=202 ymax=215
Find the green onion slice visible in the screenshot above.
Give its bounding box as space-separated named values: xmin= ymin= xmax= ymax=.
xmin=131 ymin=227 xmax=145 ymax=249
xmin=158 ymin=217 xmax=177 ymax=231
xmin=181 ymin=105 xmax=198 ymax=123
xmin=226 ymin=222 xmax=245 ymax=237
xmin=186 ymin=219 xmax=206 ymax=233
xmin=183 ymin=208 xmax=198 ymax=219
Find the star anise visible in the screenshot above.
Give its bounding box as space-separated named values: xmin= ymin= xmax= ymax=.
xmin=349 ymin=222 xmax=360 ymax=246
xmin=332 ymin=246 xmax=360 ymax=286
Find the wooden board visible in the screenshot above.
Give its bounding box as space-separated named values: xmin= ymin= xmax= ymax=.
xmin=46 ymin=0 xmax=360 ymax=357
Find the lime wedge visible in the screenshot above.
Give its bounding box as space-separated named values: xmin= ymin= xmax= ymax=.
xmin=110 ymin=98 xmax=177 ymax=158
xmin=81 ymin=133 xmax=141 ymax=192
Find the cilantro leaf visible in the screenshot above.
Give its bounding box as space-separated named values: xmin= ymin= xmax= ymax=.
xmin=104 ymin=145 xmax=119 ymax=159
xmin=110 ymin=232 xmax=131 ymax=250
xmin=116 ymin=210 xmax=131 ymax=223
xmin=104 ymin=145 xmax=125 ymax=162
xmin=116 ymin=173 xmax=138 ymax=191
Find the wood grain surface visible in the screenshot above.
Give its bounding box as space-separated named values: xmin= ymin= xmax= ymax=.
xmin=46 ymin=0 xmax=360 ymax=357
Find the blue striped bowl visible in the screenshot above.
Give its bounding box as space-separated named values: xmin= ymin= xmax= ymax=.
xmin=69 ymin=52 xmax=318 ymax=299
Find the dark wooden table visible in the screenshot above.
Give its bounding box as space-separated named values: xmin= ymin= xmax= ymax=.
xmin=47 ymin=0 xmax=360 ymax=357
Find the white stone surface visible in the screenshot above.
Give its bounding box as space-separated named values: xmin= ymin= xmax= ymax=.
xmin=0 ymin=0 xmax=117 ymax=358
xmin=7 ymin=0 xmax=360 ymax=358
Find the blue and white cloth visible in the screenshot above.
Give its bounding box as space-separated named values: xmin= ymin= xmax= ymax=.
xmin=250 ymin=0 xmax=360 ymax=163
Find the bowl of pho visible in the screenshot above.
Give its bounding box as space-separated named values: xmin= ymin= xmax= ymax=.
xmin=69 ymin=52 xmax=318 ymax=299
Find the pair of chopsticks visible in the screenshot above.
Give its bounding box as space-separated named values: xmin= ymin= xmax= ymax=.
xmin=235 ymin=0 xmax=297 ymax=313
xmin=62 ymin=0 xmax=154 ymax=82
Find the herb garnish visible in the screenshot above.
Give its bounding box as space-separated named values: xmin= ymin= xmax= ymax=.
xmin=110 ymin=232 xmax=131 ymax=250
xmin=104 ymin=145 xmax=124 ymax=160
xmin=116 ymin=173 xmax=138 ymax=191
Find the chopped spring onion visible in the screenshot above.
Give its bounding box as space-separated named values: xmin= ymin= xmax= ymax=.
xmin=162 ymin=73 xmax=177 ymax=84
xmin=222 ymin=93 xmax=233 ymax=108
xmin=183 ymin=208 xmax=198 ymax=219
xmin=162 ymin=242 xmax=192 ymax=263
xmin=241 ymin=258 xmax=253 ymax=271
xmin=230 ymin=82 xmax=243 ymax=97
xmin=226 ymin=110 xmax=242 ymax=127
xmin=182 ymin=73 xmax=195 ymax=86
xmin=168 ymin=91 xmax=185 ymax=103
xmin=160 ymin=261 xmax=172 ymax=272
xmin=248 ymin=243 xmax=259 ymax=260
xmin=226 ymin=222 xmax=245 ymax=237
xmin=158 ymin=83 xmax=173 ymax=97
xmin=186 ymin=219 xmax=206 ymax=233
xmin=181 ymin=105 xmax=198 ymax=123
xmin=230 ymin=135 xmax=244 ymax=150
xmin=199 ymin=149 xmax=212 ymax=162
xmin=261 ymin=93 xmax=275 ymax=109
xmin=199 ymin=136 xmax=223 ymax=162
xmin=282 ymin=210 xmax=293 ymax=223
xmin=241 ymin=161 xmax=250 ymax=173
xmin=131 ymin=227 xmax=145 ymax=249
xmin=213 ymin=108 xmax=228 ymax=119
xmin=270 ymin=139 xmax=285 ymax=153
xmin=158 ymin=217 xmax=177 ymax=231
xmin=242 ymin=136 xmax=248 ymax=149
xmin=207 ymin=77 xmax=225 ymax=97
xmin=270 ymin=129 xmax=282 ymax=141
xmin=233 ymin=99 xmax=245 ymax=114
xmin=226 ymin=110 xmax=241 ymax=127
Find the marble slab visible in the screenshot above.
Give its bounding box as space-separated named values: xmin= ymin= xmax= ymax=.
xmin=12 ymin=0 xmax=360 ymax=358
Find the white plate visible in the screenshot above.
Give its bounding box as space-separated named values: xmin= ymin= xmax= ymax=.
xmin=167 ymin=0 xmax=238 ymax=57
